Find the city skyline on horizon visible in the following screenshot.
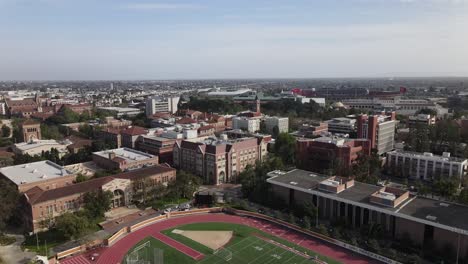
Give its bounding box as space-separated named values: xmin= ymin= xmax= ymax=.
xmin=1 ymin=0 xmax=468 ymax=80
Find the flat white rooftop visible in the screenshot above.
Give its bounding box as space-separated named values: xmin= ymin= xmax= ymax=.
xmin=93 ymin=147 xmax=155 ymax=162
xmin=98 ymin=107 xmax=141 ymax=112
xmin=321 ymin=179 xmax=340 ymax=187
xmin=374 ymin=191 xmax=396 ymax=201
xmin=14 ymin=139 xmax=71 ymax=151
xmin=0 ymin=160 xmax=72 ymax=185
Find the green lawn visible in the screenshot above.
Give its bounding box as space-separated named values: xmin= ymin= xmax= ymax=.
xmin=123 ymin=222 xmax=341 ymax=264
xmin=23 ymin=229 xmax=67 ymax=256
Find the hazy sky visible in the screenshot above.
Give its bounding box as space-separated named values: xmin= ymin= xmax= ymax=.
xmin=1 ymin=0 xmax=468 ymax=80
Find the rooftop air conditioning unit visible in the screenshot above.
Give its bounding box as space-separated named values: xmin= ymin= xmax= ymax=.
xmin=426 ymin=215 xmax=437 ymax=221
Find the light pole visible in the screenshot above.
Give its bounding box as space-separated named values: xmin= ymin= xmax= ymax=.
xmin=456 ymin=232 xmax=460 ymax=264
xmin=316 ymin=196 xmax=319 ymax=227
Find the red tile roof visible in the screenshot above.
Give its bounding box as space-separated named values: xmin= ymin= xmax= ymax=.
xmin=113 ymin=165 xmax=175 ymax=181
xmin=121 ymin=126 xmax=147 ymax=136
xmin=29 ymin=177 xmax=115 ymax=205
xmin=28 ymin=165 xmax=176 ymax=205
xmin=176 ymin=117 xmax=197 ymax=124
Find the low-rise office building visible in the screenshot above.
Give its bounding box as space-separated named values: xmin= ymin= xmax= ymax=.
xmin=98 ymin=107 xmax=142 ymax=118
xmin=92 ymin=147 xmax=159 ymax=171
xmin=267 ymin=169 xmax=468 ymax=258
xmin=325 ymin=117 xmax=356 ymax=134
xmin=136 ymin=135 xmax=176 ymax=164
xmin=292 ymin=122 xmax=328 ymax=138
xmin=386 ymin=150 xmax=468 ymax=180
xmin=408 ymin=114 xmax=436 ymax=128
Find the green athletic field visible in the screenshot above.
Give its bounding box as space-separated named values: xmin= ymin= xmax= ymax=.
xmin=123 ymin=222 xmax=341 ymax=264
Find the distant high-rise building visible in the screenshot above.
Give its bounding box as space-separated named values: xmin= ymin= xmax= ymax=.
xmin=145 ymin=96 xmax=180 ymax=116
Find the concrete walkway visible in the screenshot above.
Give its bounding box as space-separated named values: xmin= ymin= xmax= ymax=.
xmin=0 ymin=234 xmax=36 ymax=264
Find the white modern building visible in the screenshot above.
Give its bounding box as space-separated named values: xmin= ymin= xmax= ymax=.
xmin=232 ymin=117 xmax=260 ymax=133
xmin=145 ymin=96 xmax=180 ymax=116
xmin=325 ymin=117 xmax=357 ymax=134
xmin=206 ymin=88 xmax=251 ymax=97
xmin=98 ymin=107 xmax=142 ymax=117
xmin=386 ymin=150 xmax=468 ymax=180
xmin=264 ymin=116 xmax=289 ymax=134
xmin=408 ymin=114 xmax=436 ymax=128
xmin=342 ymin=97 xmax=448 ymax=116
xmin=293 ymin=97 xmax=326 ymax=107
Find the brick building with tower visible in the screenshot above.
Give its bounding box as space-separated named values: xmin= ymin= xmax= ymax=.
xmin=20 ymin=119 xmax=41 ymax=142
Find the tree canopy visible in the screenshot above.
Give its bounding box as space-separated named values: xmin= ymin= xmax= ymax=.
xmin=0 ymin=180 xmax=20 ymax=234
xmin=273 ymin=132 xmax=296 ymax=165
xmin=168 ymin=170 xmax=202 ymax=199
xmin=55 ymin=212 xmax=88 ymax=240
xmin=239 ymin=156 xmax=286 ymax=209
xmin=83 ymin=190 xmax=113 ymax=219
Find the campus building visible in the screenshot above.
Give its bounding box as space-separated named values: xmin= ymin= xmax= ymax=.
xmin=408 ymin=114 xmax=436 ymax=128
xmin=173 ymin=135 xmax=270 ymax=184
xmin=145 ymin=96 xmax=180 ymax=116
xmin=121 ymin=126 xmax=148 ymax=149
xmin=232 ymin=116 xmax=260 ymax=133
xmin=23 ymin=165 xmax=176 ymax=232
xmin=264 ymin=116 xmax=289 ymax=134
xmin=296 ymin=137 xmax=371 ymax=174
xmin=325 ymin=117 xmax=357 ymax=134
xmin=20 ymin=119 xmax=41 ymax=142
xmin=12 ymin=139 xmax=71 ymax=157
xmin=386 ymin=150 xmax=468 ymax=180
xmin=0 ymin=160 xmax=75 ymax=193
xmin=135 ymin=135 xmax=177 ymax=164
xmin=267 ymin=169 xmax=468 ymax=259
xmin=292 ymin=122 xmax=328 ymax=138
xmin=357 ymin=112 xmax=396 ymax=155
xmin=92 ymin=148 xmax=159 ymax=171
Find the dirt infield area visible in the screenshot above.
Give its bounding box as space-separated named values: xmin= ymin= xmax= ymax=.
xmin=172 ymin=229 xmax=233 ymax=250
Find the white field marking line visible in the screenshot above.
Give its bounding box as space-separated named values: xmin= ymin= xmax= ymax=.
xmin=225 ymin=236 xmax=259 ymax=253
xmin=261 ymin=246 xmax=296 ymax=264
xmin=275 ymin=250 xmax=304 ymax=264
xmin=228 ymin=239 xmax=276 ymax=264
xmin=229 ymin=238 xmax=272 ymax=260
xmin=208 ymin=239 xmax=260 ymax=264
xmin=198 ymin=237 xmax=259 ymax=264
xmin=246 ymin=243 xmax=282 ymax=264
xmin=239 ymin=238 xmax=276 ymax=264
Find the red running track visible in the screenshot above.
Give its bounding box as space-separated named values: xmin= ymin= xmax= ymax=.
xmin=61 ymin=213 xmax=382 ymax=264
xmin=152 ymin=232 xmax=204 ymax=260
